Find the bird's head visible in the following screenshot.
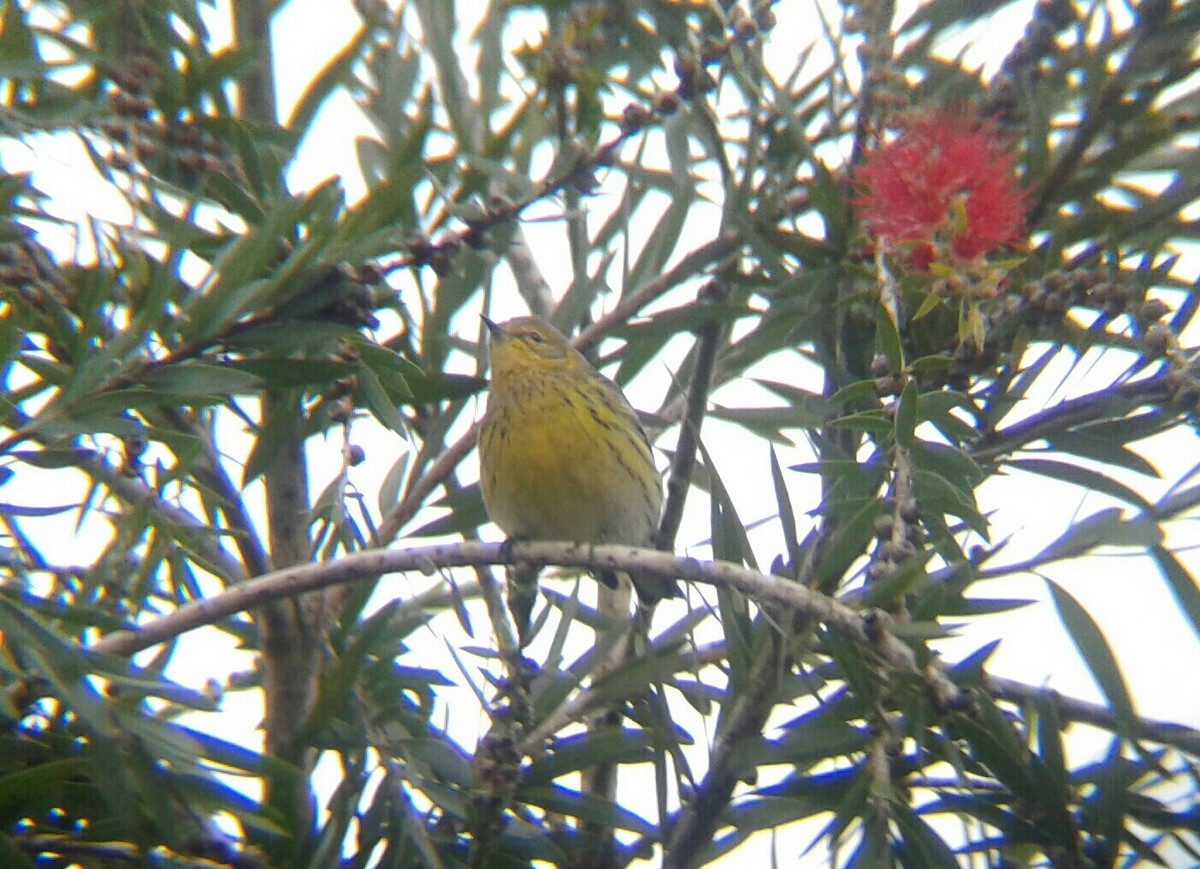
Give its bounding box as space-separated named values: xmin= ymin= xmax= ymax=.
xmin=482 ymin=315 xmax=581 ymax=381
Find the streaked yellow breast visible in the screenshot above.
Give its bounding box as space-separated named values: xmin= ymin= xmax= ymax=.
xmin=479 ymin=374 xmax=660 ymax=547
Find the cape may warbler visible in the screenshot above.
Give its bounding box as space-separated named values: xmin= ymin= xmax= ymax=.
xmin=478 ymin=315 xmax=678 ymax=603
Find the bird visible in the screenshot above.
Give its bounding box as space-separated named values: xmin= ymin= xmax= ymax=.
xmin=477 ymin=314 xmax=680 ymax=608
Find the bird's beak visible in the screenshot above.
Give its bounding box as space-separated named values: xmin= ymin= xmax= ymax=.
xmin=481 ymin=315 xmax=502 ymax=337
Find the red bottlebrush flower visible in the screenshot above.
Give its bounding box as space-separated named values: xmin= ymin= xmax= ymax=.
xmin=854 ymin=111 xmax=1028 ymax=265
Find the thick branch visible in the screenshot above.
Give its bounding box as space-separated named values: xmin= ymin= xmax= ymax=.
xmin=92 ymin=542 xmax=865 ymax=657
xmin=257 ymin=392 xmax=319 ymax=835
xmin=232 ymin=0 xmax=276 ymax=124
xmin=89 ymin=540 xmax=963 ymax=749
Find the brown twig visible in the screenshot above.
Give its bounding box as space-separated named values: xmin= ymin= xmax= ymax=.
xmin=164 ymin=408 xmax=271 ymax=580
xmin=656 ymin=281 xmax=726 ymax=552
xmin=661 ymin=627 xmax=785 ymax=868
xmin=89 ymin=542 xmax=859 ymax=656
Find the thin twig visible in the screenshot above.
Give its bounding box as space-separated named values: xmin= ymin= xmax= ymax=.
xmin=576 ymin=233 xmax=742 ymax=354
xmin=656 ymin=282 xmax=726 ymax=551
xmin=82 ymin=445 xmax=249 ymax=583
xmin=166 ymin=408 xmax=270 ymax=579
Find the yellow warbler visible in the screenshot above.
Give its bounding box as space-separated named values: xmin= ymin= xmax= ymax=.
xmin=478 ymin=315 xmax=678 ymax=603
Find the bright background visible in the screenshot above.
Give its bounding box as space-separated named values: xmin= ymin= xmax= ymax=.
xmin=4 ymin=0 xmax=1199 ymax=862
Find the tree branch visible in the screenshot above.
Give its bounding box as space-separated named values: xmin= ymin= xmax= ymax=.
xmin=662 ymin=628 xmax=785 ymax=869
xmin=232 ymin=0 xmax=276 ymax=124
xmin=656 ymin=281 xmax=725 ymax=552
xmin=166 ymin=408 xmax=270 ymax=579
xmin=89 ymin=541 xmax=958 ymax=716
xmin=89 ymin=542 xmax=863 ymax=656
xmin=576 ymin=233 xmax=742 ymax=355
xmin=79 ymin=446 xmax=248 ymax=583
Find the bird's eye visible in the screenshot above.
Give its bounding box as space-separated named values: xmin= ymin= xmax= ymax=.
xmin=522 ymin=331 xmax=546 ymax=344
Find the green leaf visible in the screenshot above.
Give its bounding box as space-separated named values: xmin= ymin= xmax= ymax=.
xmin=876 ymin=300 xmax=904 ymax=372
xmin=242 ymin=390 xmax=303 ymax=485
xmin=1148 ymin=546 xmax=1200 ymax=647
xmin=1048 ymin=427 xmax=1163 ymax=478
xmin=232 ymin=357 xmax=354 ymax=389
xmin=911 ymin=467 xmax=987 ymax=537
xmin=1032 ymin=694 xmax=1070 ymax=814
xmin=140 ymin=361 xmax=263 ymax=397
xmin=893 ymin=804 xmax=961 ymax=868
xmin=184 ymin=180 xmax=342 ymax=339
xmin=1007 ymin=457 xmax=1155 ymax=511
xmin=225 ymin=319 xmax=360 ymax=353
xmin=948 ymin=597 xmax=1037 ymax=617
xmin=525 ymin=729 xmax=655 ymax=784
xmin=407 ymin=484 xmax=489 ymax=538
xmin=917 ymin=389 xmax=980 ymax=445
xmin=813 ymin=498 xmax=884 ymax=592
xmin=586 ymin=645 xmax=699 ymax=712
xmin=826 ymin=408 xmax=894 ymax=436
xmin=894 ymin=379 xmax=919 ymax=450
xmin=855 ymin=558 xmax=928 ymax=610
xmin=952 ymin=694 xmax=1039 ymax=805
xmin=825 ymin=761 xmax=876 ymax=851
xmin=0 ymin=599 xmax=112 ymax=738
xmin=516 ymin=784 xmax=657 ymax=836
xmin=0 ymin=834 xmax=40 ymax=869
xmin=285 ymin=24 xmax=372 ymax=134
xmin=1046 ymin=579 xmax=1138 ymax=741
xmin=354 ymin=357 xmax=410 ymax=435
xmin=1085 ymin=739 xmax=1132 ymax=866
xmin=911 ymin=441 xmax=984 ymax=491
xmin=354 ymin=340 xmax=486 ymax=405
xmin=404 ymin=737 xmax=474 ymax=786
xmin=762 ymin=713 xmax=871 ymax=769
xmin=707 ymin=405 xmax=802 ymax=444
xmin=769 ymin=446 xmax=801 ymax=570
xmin=716 ymin=794 xmax=825 ymax=843
xmin=826 ymin=378 xmax=882 ymax=407
xmin=946 ymin=640 xmax=1001 ymax=682
xmin=1031 ymin=508 xmax=1162 ymax=564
